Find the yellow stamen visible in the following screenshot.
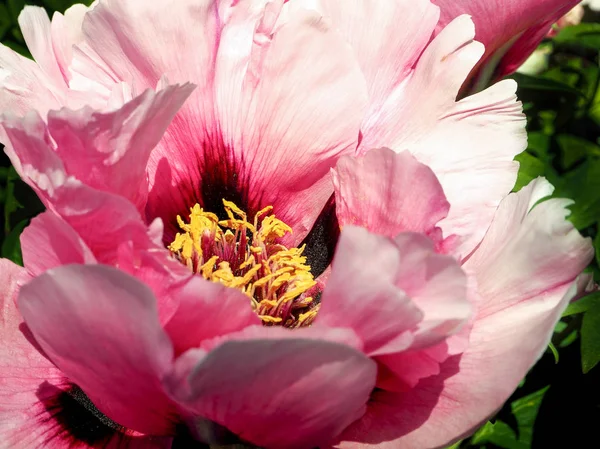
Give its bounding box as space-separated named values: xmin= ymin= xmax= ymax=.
xmin=168 ymin=199 xmax=319 ymax=328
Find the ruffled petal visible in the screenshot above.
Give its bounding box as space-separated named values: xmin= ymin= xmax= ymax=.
xmin=232 ymin=7 xmax=367 ymax=242
xmin=464 ymin=178 xmax=593 ymax=317
xmin=318 ymin=224 xmax=470 ymax=357
xmin=47 ymin=83 xmax=194 ymax=209
xmin=166 ymin=325 xmax=376 ymax=449
xmin=357 ymin=15 xmax=527 ymax=257
xmin=144 ymin=3 xmax=368 ymax=244
xmin=1 ymin=111 xmax=189 ymax=321
xmin=338 ymin=179 xmax=593 ymax=448
xmin=50 ymin=3 xmax=91 ymax=82
xmin=0 ymin=43 xmax=62 ymax=118
xmin=18 ymin=265 xmax=178 ymax=435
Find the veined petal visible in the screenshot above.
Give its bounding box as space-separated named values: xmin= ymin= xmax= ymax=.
xmin=234 ymin=7 xmax=367 ymax=243
xmin=464 ymin=178 xmax=593 ymax=318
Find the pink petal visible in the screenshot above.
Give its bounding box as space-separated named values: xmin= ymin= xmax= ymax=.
xmin=82 ymin=1 xmax=367 ymax=243
xmin=233 ymin=8 xmax=367 ymax=242
xmin=1 ymin=111 xmax=68 ymax=196
xmin=0 ymin=44 xmax=62 ymax=119
xmin=47 ymin=84 xmax=194 ymax=209
xmin=316 ymin=226 xmax=423 ymax=355
xmin=1 ymin=112 xmax=189 ymax=308
xmin=18 ymin=265 xmax=178 ymax=435
xmin=20 ymin=211 xmax=96 ymax=277
xmin=357 ymin=16 xmax=527 ymax=257
xmin=81 ymin=0 xmax=222 ymax=93
xmin=375 ymin=341 xmax=450 ymax=393
xmin=0 ymin=260 xmax=164 ymax=448
xmin=284 ymin=0 xmax=439 ymax=133
xmin=143 ymin=3 xmax=366 ymax=244
xmin=18 ymin=7 xmax=67 ymax=89
xmin=464 ymin=178 xmax=593 ymax=317
xmin=339 ymin=178 xmax=593 ymax=448
xmin=164 ymin=276 xmax=261 ymax=355
xmin=166 ymin=325 xmax=376 ymax=449
xmin=0 ymin=259 xmax=60 ymax=447
xmin=3 ymin=110 xmax=189 ymax=325
xmin=342 ymin=281 xmax=581 ymax=449
xmin=432 ymin=0 xmax=581 ymax=85
xmin=392 ymin=233 xmax=471 ymax=348
xmin=332 ymin=148 xmax=449 ymax=240
xmin=318 ymin=226 xmax=470 ymax=357
xmin=50 ymin=4 xmax=91 ymax=82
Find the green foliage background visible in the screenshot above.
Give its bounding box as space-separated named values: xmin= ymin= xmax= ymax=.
xmin=1 ymin=2 xmax=600 ymax=448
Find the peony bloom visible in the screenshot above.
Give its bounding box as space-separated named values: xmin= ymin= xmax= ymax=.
xmin=432 ymin=0 xmax=584 ymax=92
xmin=0 ymin=1 xmax=593 ymax=449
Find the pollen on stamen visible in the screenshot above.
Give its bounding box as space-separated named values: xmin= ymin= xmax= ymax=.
xmin=168 ymin=200 xmax=320 ymax=328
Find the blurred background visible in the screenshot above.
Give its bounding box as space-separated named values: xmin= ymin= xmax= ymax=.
xmin=1 ymin=1 xmax=600 ymax=448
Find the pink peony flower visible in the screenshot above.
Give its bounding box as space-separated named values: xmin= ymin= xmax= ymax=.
xmin=431 ymin=0 xmax=584 ymax=92
xmin=0 ymin=1 xmax=593 ymax=448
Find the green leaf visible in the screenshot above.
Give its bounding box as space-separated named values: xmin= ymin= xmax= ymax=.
xmin=548 ymin=342 xmax=560 ymax=364
xmin=511 ymin=72 xmax=585 ymax=97
xmin=556 ymin=134 xmax=600 ymax=170
xmin=554 ymin=23 xmax=600 ymax=51
xmin=564 ymin=292 xmax=600 ymax=317
xmin=589 ymin=80 xmax=600 ymax=127
xmin=581 ymin=301 xmax=600 ymax=373
xmin=553 ymin=159 xmax=600 ymax=230
xmin=1 ymin=219 xmax=26 ymax=266
xmin=470 ymin=388 xmax=548 ymax=448
xmin=526 ymin=132 xmax=551 ymax=159
xmin=513 ymin=152 xmax=546 ymax=191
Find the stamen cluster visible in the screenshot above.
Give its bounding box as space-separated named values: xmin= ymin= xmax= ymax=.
xmin=169 ymin=200 xmax=319 ymax=327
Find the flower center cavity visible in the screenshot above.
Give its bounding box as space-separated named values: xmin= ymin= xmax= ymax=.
xmin=169 ymin=200 xmax=319 ymax=327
